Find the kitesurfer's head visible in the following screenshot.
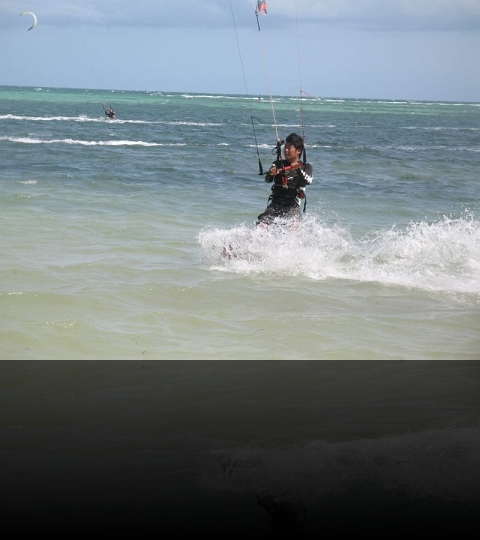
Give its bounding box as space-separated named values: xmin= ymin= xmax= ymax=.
xmin=285 ymin=133 xmax=304 ymax=152
xmin=284 ymin=133 xmax=304 ymax=163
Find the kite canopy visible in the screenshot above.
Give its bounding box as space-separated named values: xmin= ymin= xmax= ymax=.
xmin=257 ymin=1 xmax=267 ymax=16
xmin=20 ymin=11 xmax=37 ymax=31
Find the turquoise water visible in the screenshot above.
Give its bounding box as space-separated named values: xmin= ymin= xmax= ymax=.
xmin=1 ymin=85 xmax=479 ymax=359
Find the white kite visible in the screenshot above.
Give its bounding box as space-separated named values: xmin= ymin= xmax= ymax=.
xmin=20 ymin=11 xmax=37 ymax=31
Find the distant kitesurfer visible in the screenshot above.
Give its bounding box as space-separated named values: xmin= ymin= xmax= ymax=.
xmin=105 ymin=107 xmax=115 ymax=119
xmin=256 ymin=132 xmax=313 ymax=226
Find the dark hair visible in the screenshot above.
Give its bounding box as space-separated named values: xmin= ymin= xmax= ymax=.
xmin=285 ymin=133 xmax=304 ymax=152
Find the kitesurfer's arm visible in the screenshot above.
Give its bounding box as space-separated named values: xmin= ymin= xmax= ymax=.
xmin=298 ymin=162 xmax=313 ymax=186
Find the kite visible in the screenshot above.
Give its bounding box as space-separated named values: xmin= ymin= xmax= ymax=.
xmin=257 ymin=1 xmax=267 ymax=16
xmin=20 ymin=11 xmax=37 ymax=31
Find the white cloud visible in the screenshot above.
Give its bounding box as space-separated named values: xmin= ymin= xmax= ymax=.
xmin=2 ymin=1 xmax=232 ymax=28
xmin=274 ymin=0 xmax=480 ymax=30
xmin=2 ymin=0 xmax=479 ymax=100
xmin=2 ymin=0 xmax=480 ymax=30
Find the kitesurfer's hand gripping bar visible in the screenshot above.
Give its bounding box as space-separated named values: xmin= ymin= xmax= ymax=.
xmin=266 ymin=138 xmax=284 ymax=173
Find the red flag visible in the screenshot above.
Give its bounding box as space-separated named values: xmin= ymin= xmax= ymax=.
xmin=257 ymin=1 xmax=267 ymax=15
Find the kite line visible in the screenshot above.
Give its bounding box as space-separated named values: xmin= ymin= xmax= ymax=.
xmin=255 ymin=1 xmax=310 ymax=164
xmin=254 ymin=1 xmax=280 ymax=144
xmin=294 ymin=0 xmax=308 ymax=162
xmin=229 ymin=0 xmax=265 ymax=174
xmin=231 ymin=1 xmax=309 ymax=170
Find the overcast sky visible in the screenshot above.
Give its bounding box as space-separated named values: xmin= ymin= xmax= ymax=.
xmin=2 ymin=0 xmax=480 ymax=101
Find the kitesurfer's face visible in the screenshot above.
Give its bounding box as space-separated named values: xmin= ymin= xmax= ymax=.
xmin=284 ymin=143 xmax=301 ymax=163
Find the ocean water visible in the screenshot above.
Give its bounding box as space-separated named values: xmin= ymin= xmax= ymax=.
xmin=0 ymin=85 xmax=479 ymax=360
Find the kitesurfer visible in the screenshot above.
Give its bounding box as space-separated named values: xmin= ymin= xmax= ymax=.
xmin=256 ymin=133 xmax=313 ymax=226
xmin=105 ymin=107 xmax=115 ymax=119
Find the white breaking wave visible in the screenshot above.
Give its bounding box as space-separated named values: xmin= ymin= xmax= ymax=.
xmin=0 ymin=114 xmax=221 ymax=126
xmin=198 ymin=213 xmax=480 ymax=298
xmin=0 ymin=136 xmax=186 ymax=147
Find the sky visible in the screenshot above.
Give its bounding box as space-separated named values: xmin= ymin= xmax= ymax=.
xmin=1 ymin=0 xmax=480 ymax=102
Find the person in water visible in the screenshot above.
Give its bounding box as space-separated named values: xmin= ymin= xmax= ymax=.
xmin=105 ymin=107 xmax=115 ymax=119
xmin=256 ymin=132 xmax=313 ymax=226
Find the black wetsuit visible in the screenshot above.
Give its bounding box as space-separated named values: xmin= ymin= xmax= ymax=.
xmin=256 ymin=160 xmax=313 ymax=225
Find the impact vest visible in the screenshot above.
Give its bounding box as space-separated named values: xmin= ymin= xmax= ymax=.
xmin=267 ymin=160 xmax=313 ymax=208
